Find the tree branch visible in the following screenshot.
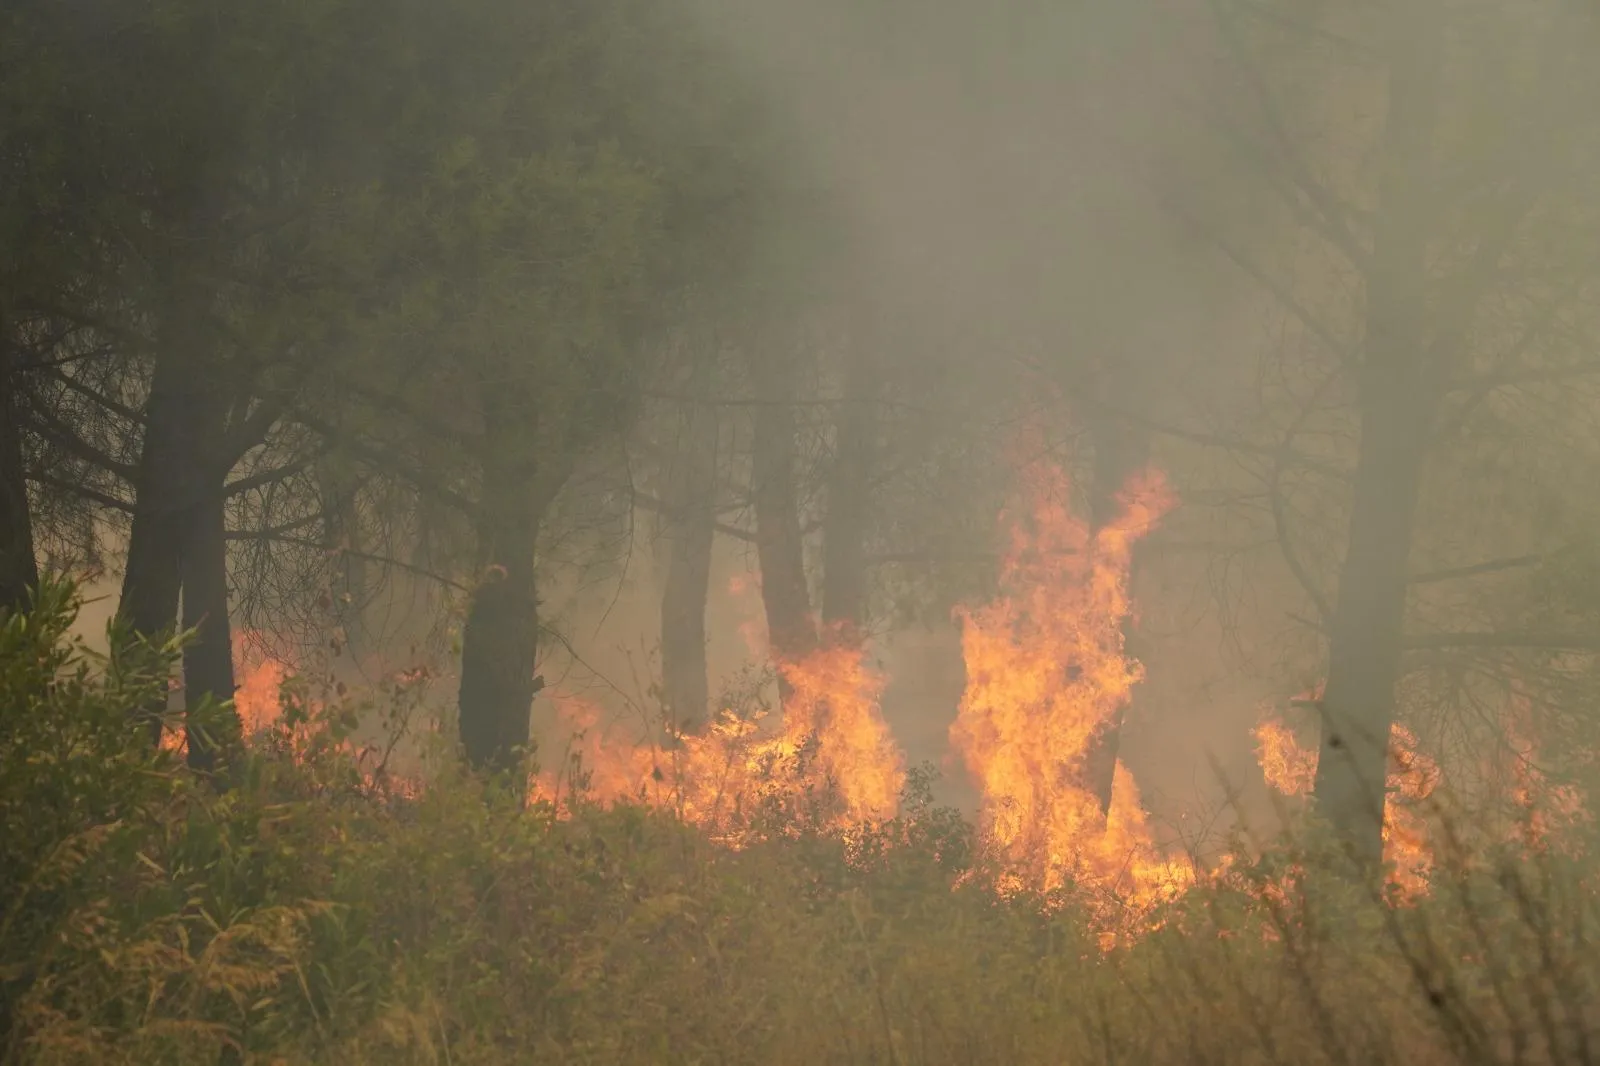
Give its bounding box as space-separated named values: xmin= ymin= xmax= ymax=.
xmin=1404 ymin=631 xmax=1600 ymax=652
xmin=24 ymin=470 xmax=134 ymax=514
xmin=1207 ymin=0 xmax=1372 ymax=270
xmin=224 ymin=448 xmax=328 ymax=498
xmin=289 ymin=411 xmax=479 ymax=519
xmin=42 ymin=366 xmax=146 ymax=426
xmin=25 ymin=403 xmax=139 ymax=483
xmin=1408 ymin=555 xmax=1543 ymax=585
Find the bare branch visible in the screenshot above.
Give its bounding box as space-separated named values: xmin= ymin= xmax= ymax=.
xmin=41 ymin=365 xmax=146 ymax=426
xmin=1409 ymin=555 xmax=1544 ymax=585
xmin=1404 ymin=631 xmax=1600 ymax=652
xmin=1207 ymin=0 xmax=1372 ymax=270
xmin=26 ymin=403 xmax=139 ymax=483
xmin=224 ymin=449 xmax=328 ymax=498
xmin=25 ymin=470 xmax=134 ymax=514
xmin=289 ymin=410 xmax=479 ymax=519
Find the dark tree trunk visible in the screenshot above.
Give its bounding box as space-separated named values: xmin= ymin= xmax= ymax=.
xmin=119 ymin=336 xmax=245 ymax=754
xmin=821 ymin=344 xmax=877 ymax=640
xmin=180 ymin=486 xmax=238 ymax=772
xmin=748 ymin=361 xmax=816 ymax=676
xmin=0 ymin=311 xmax=37 ymax=615
xmin=457 ymin=387 xmax=545 ymax=773
xmin=1081 ymin=410 xmax=1152 ymax=820
xmin=659 ymin=397 xmax=717 ymax=735
xmin=1311 ymin=12 xmax=1439 ymax=879
xmin=119 ymin=350 xmax=201 ymax=738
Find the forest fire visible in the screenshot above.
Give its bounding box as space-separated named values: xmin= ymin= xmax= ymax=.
xmin=1251 ymin=710 xmax=1439 ymax=901
xmin=1252 ymin=715 xmax=1317 ymax=796
xmin=948 ymin=454 xmax=1192 ymax=920
xmin=532 ymin=639 xmax=904 ymax=841
xmin=234 ymin=634 xmax=292 ymax=735
xmin=1504 ymin=691 xmax=1588 ymax=853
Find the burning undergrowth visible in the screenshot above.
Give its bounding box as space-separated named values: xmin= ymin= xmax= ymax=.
xmin=204 ymin=454 xmax=1592 ymax=950
xmin=526 ymin=449 xmax=1200 ymax=941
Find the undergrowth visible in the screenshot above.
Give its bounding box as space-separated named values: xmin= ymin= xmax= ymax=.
xmin=3 ymin=580 xmax=1597 ymax=1064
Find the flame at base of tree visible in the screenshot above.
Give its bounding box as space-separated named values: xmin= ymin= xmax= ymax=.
xmin=532 ymin=639 xmax=905 ymax=844
xmin=949 ymin=452 xmax=1191 ymax=923
xmin=1252 ymin=710 xmax=1439 ymax=902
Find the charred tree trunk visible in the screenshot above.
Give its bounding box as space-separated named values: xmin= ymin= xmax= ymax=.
xmin=1081 ymin=410 xmax=1151 ymax=819
xmin=1311 ymin=11 xmax=1439 ymax=879
xmin=821 ymin=345 xmax=877 ymax=641
xmin=748 ymin=357 xmax=816 ymax=683
xmin=0 ymin=311 xmax=37 ymax=615
xmin=457 ymin=387 xmax=545 ymax=773
xmin=659 ymin=396 xmax=717 ymax=736
xmin=180 ymin=486 xmax=238 ymax=772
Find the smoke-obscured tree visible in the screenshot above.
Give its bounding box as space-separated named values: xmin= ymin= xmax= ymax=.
xmin=283 ymin=0 xmax=810 ymax=772
xmin=1166 ymin=0 xmax=1600 ymax=876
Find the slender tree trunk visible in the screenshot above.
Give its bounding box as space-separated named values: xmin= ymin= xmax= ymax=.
xmin=0 ymin=309 xmax=38 ymax=615
xmin=457 ymin=386 xmax=545 ymax=773
xmin=821 ymin=344 xmax=877 ymax=640
xmin=180 ymin=486 xmax=238 ymax=771
xmin=1081 ymin=410 xmax=1151 ymax=819
xmin=119 ymin=350 xmax=198 ymax=739
xmin=747 ymin=356 xmax=816 ymax=678
xmin=659 ymin=396 xmax=717 ymax=735
xmin=1311 ymin=9 xmax=1440 ymax=879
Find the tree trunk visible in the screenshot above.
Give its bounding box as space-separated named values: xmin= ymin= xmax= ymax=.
xmin=1311 ymin=10 xmax=1440 ymax=879
xmin=748 ymin=358 xmax=816 ymax=678
xmin=119 ymin=350 xmax=200 ymax=738
xmin=119 ymin=336 xmax=245 ymax=753
xmin=457 ymin=386 xmax=545 ymax=773
xmin=1081 ymin=410 xmax=1151 ymax=819
xmin=659 ymin=396 xmax=717 ymax=736
xmin=0 ymin=310 xmax=37 ymax=615
xmin=821 ymin=343 xmax=877 ymax=640
xmin=180 ymin=486 xmax=238 ymax=772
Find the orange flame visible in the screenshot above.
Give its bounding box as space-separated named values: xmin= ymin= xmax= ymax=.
xmin=948 ymin=453 xmax=1189 ymax=921
xmin=234 ymin=639 xmax=291 ymax=736
xmin=532 ymin=638 xmax=904 ymax=841
xmin=1384 ymin=724 xmax=1439 ymax=903
xmin=1251 ymin=710 xmax=1438 ymax=901
xmin=1252 ymin=714 xmax=1317 ymax=796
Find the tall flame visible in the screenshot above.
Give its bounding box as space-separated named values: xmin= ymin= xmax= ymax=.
xmin=948 ymin=453 xmax=1188 ymax=918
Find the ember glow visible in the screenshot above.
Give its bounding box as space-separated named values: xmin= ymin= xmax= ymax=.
xmin=948 ymin=453 xmax=1191 ymax=917
xmin=1504 ymin=690 xmax=1588 ymax=853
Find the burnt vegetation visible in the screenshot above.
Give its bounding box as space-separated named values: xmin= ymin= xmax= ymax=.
xmin=5 ymin=0 xmax=1600 ymax=1062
